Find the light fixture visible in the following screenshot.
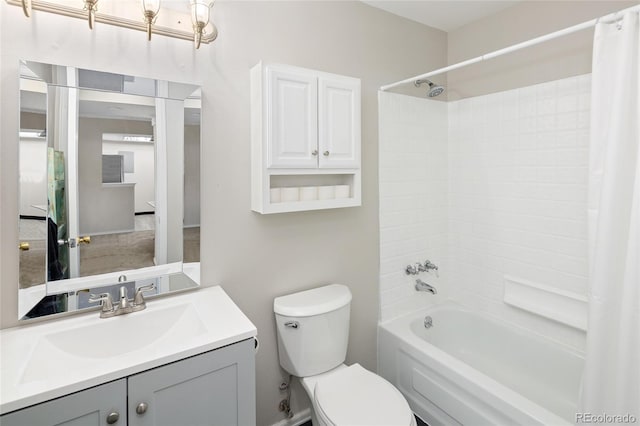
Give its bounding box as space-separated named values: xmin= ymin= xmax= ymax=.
xmin=141 ymin=0 xmax=161 ymax=41
xmin=103 ymin=133 xmax=154 ymax=143
xmin=123 ymin=135 xmax=153 ymax=142
xmin=20 ymin=0 xmax=31 ymax=17
xmin=10 ymin=0 xmax=218 ymax=49
xmin=83 ymin=0 xmax=99 ymax=29
xmin=190 ymin=0 xmax=215 ymax=49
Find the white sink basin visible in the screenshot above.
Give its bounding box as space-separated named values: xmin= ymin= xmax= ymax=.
xmin=19 ymin=303 xmax=209 ymax=384
xmin=1 ymin=286 xmax=257 ymax=415
xmin=45 ymin=304 xmax=207 ymax=359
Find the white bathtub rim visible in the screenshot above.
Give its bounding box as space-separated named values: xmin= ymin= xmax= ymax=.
xmin=379 ymin=298 xmax=585 ymax=356
xmin=379 ymin=302 xmax=582 ymax=425
xmin=383 ymin=329 xmax=571 ymax=425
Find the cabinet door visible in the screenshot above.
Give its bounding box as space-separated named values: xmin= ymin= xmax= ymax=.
xmin=318 ymin=76 xmax=361 ymax=168
xmin=0 ymin=379 xmax=126 ymax=426
xmin=267 ymin=67 xmax=318 ymax=168
xmin=128 ymin=339 xmax=256 ymax=426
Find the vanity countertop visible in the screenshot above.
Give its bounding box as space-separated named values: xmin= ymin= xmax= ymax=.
xmin=0 ymin=286 xmax=257 ymax=415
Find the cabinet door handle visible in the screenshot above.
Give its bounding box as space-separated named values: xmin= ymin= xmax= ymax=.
xmin=106 ymin=411 xmax=120 ymax=424
xmin=136 ymin=402 xmax=149 ymax=415
xmin=311 ymin=150 xmax=318 ymax=156
xmin=323 ymin=151 xmax=330 ymax=156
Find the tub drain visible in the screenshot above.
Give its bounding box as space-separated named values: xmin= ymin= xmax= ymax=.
xmin=424 ymin=316 xmax=433 ymax=329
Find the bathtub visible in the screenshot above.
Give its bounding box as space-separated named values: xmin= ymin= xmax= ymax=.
xmin=378 ymin=303 xmax=584 ymax=425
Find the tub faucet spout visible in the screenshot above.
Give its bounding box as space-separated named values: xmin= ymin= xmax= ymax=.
xmin=415 ymin=279 xmax=437 ymax=295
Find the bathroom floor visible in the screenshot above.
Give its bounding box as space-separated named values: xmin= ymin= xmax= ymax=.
xmin=18 ymin=217 xmax=200 ymax=287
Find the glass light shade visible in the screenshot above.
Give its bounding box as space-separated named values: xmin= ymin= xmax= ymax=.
xmin=142 ymin=0 xmax=160 ymax=14
xmin=190 ymin=0 xmax=210 ymax=25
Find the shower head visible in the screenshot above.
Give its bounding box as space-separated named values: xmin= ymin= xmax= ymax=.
xmin=414 ymin=79 xmax=445 ymax=98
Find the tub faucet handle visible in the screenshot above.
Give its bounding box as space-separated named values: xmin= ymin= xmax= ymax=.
xmin=423 ymin=260 xmax=439 ymax=276
xmin=405 ymin=264 xmax=419 ymax=275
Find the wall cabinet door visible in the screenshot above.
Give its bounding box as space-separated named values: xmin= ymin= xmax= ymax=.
xmin=128 ymin=339 xmax=256 ymax=426
xmin=1 ymin=379 xmax=127 ymax=426
xmin=318 ymin=77 xmax=361 ymax=169
xmin=267 ymin=67 xmax=318 ymax=169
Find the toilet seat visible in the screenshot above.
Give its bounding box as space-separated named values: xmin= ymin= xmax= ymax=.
xmin=313 ymin=363 xmax=415 ymax=426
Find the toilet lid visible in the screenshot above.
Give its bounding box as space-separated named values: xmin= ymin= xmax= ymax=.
xmin=314 ymin=364 xmax=413 ymax=426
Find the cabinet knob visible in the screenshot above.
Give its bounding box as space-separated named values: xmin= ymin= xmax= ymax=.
xmin=323 ymin=151 xmax=330 ymax=156
xmin=136 ymin=402 xmax=149 ymax=415
xmin=311 ymin=150 xmax=318 ymax=156
xmin=106 ymin=411 xmax=120 ymax=424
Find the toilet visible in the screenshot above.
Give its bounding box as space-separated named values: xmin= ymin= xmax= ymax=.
xmin=274 ymin=284 xmax=416 ymax=426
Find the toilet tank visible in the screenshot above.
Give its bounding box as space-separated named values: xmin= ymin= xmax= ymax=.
xmin=274 ymin=284 xmax=352 ymax=377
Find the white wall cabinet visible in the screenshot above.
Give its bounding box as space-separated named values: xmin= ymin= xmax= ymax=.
xmin=251 ymin=62 xmax=361 ymax=214
xmin=267 ymin=67 xmax=318 ymax=168
xmin=1 ymin=339 xmax=256 ymax=426
xmin=318 ymin=76 xmax=360 ymax=169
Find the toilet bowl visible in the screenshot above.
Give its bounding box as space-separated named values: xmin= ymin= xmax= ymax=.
xmin=273 ymin=284 xmax=415 ymax=426
xmin=302 ymin=364 xmax=416 ymax=426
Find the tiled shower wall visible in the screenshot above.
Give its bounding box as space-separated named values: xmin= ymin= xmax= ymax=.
xmin=379 ymin=76 xmax=590 ymax=348
xmin=378 ymin=92 xmax=448 ymax=322
xmin=448 ymin=75 xmax=590 ymax=349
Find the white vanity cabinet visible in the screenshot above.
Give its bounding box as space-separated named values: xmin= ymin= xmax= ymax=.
xmin=251 ymin=62 xmax=362 ymax=214
xmin=0 ymin=339 xmax=255 ymax=426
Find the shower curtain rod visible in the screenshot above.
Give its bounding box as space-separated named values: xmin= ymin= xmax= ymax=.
xmin=380 ymin=3 xmax=640 ymax=92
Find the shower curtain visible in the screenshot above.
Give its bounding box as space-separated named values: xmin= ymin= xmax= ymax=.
xmin=580 ymin=11 xmax=640 ymax=420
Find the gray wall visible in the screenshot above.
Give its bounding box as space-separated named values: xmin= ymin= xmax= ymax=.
xmin=446 ymin=0 xmax=638 ymax=100
xmin=0 ymin=2 xmax=446 ymax=425
xmin=78 ymin=117 xmax=153 ymax=235
xmin=184 ymin=125 xmax=200 ymax=227
xmin=18 ymin=112 xmax=48 ymax=217
xmin=102 ymin=141 xmax=155 ymax=214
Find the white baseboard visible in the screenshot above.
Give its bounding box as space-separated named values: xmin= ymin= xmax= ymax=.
xmin=270 ymin=408 xmax=311 ymax=426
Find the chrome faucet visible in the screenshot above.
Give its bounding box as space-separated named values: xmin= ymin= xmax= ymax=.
xmin=89 ymin=283 xmax=156 ymax=318
xmin=405 ymin=263 xmax=422 ymax=275
xmin=418 ymin=259 xmax=438 ymax=275
xmin=132 ymin=283 xmax=156 ymax=312
xmin=415 ymin=279 xmax=437 ymax=295
xmin=88 ymin=292 xmax=115 ymax=317
xmin=406 ymin=260 xmax=439 ymax=276
xmin=118 ymin=286 xmax=133 ymax=313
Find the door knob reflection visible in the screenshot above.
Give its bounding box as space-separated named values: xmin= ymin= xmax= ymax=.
xmin=57 ymin=236 xmax=91 ymax=248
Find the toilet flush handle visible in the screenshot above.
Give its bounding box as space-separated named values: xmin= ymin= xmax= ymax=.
xmin=284 ymin=321 xmax=299 ymax=329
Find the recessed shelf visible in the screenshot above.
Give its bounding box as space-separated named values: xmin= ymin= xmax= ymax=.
xmin=258 ymin=197 xmax=361 ymax=214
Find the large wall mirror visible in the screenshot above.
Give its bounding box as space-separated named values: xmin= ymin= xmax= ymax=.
xmin=18 ymin=60 xmax=201 ymax=320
